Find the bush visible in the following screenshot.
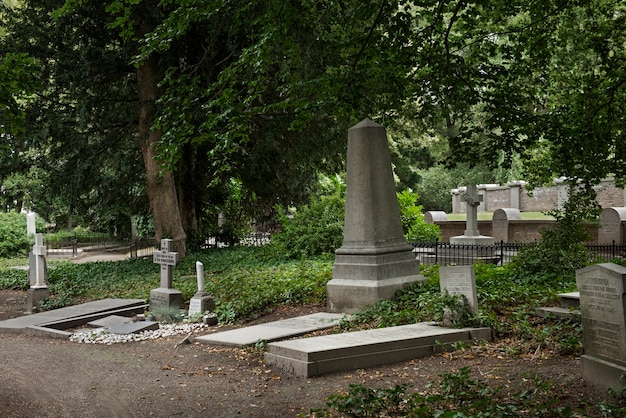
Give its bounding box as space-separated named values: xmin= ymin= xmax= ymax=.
xmin=397 ymin=189 xmax=440 ymax=242
xmin=273 ymin=182 xmax=440 ymax=259
xmin=0 ymin=212 xmax=31 ymax=257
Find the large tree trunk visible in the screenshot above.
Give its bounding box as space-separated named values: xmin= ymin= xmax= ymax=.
xmin=177 ymin=142 xmax=198 ymax=241
xmin=137 ymin=50 xmax=186 ymax=258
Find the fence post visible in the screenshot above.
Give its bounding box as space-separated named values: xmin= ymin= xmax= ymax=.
xmin=435 ymin=238 xmax=439 ymax=264
xmin=613 ymin=240 xmax=616 ymax=259
xmin=72 ymin=238 xmax=78 ymax=258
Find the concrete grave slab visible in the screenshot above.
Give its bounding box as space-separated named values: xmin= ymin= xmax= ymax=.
xmin=0 ymin=298 xmax=146 ymax=334
xmin=264 ymin=322 xmax=492 ymax=377
xmin=88 ymin=315 xmax=159 ymax=335
xmin=196 ymin=313 xmax=346 ymax=347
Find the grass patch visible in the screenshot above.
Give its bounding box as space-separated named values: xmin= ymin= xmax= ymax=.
xmin=0 ymin=246 xmax=331 ymax=322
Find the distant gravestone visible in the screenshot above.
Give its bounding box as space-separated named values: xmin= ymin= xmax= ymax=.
xmin=576 ymin=263 xmax=626 ymax=391
xmin=26 ymin=212 xmax=36 ymax=237
xmin=188 ymin=261 xmax=215 ymax=316
xmin=450 ymin=185 xmax=494 ymax=245
xmin=439 ymin=265 xmax=478 ymax=314
xmin=150 ymin=239 xmax=183 ymax=310
xmin=27 ymin=233 xmax=49 ymax=313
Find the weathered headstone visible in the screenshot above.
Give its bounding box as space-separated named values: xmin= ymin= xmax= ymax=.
xmin=439 ymin=265 xmax=478 ymax=313
xmin=149 ymin=239 xmax=183 ymax=310
xmin=26 ymin=212 xmax=36 ymax=237
xmin=326 ymin=118 xmax=424 ymax=313
xmin=450 ymin=185 xmax=494 ymax=245
xmin=188 ymin=261 xmax=215 ymax=316
xmin=27 ymin=233 xmax=49 ymax=312
xmin=577 ymin=263 xmax=626 ymax=391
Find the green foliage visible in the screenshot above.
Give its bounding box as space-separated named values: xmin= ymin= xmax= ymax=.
xmin=272 ymin=190 xmax=345 ymax=259
xmin=397 ymin=189 xmax=440 ymax=242
xmin=0 ymin=212 xmax=30 ymax=257
xmin=0 ymin=246 xmax=331 ymax=324
xmin=149 ymin=305 xmax=184 ymax=324
xmin=510 ymin=188 xmax=596 ymax=285
xmin=274 ymin=181 xmax=438 ymax=259
xmin=312 ymin=366 xmax=588 ymax=417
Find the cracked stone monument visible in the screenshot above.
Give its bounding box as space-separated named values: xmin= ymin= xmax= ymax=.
xmin=27 ymin=233 xmax=49 ymax=312
xmin=326 ymin=118 xmax=424 ymax=313
xmin=188 ymin=261 xmax=215 ymax=316
xmin=150 ymin=239 xmax=183 ymax=310
xmin=450 ymin=185 xmax=494 ymax=245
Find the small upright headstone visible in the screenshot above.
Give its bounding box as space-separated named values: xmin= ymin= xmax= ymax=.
xmin=439 ymin=265 xmax=478 ymax=326
xmin=150 ymin=239 xmax=183 ymax=310
xmin=577 ymin=263 xmax=626 ymax=391
xmin=188 ymin=261 xmax=215 ymax=316
xmin=439 ymin=265 xmax=478 ymax=314
xmin=27 ymin=233 xmax=49 ymax=312
xmin=26 ymin=212 xmax=36 ymax=237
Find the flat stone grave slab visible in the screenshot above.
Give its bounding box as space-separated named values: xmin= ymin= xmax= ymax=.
xmin=0 ymin=298 xmax=146 ymax=333
xmin=196 ymin=313 xmax=345 ymax=347
xmin=87 ymin=315 xmax=159 ymax=335
xmin=264 ymin=322 xmax=492 ymax=377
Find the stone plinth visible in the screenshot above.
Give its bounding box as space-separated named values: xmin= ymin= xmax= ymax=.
xmin=27 ymin=287 xmax=49 ymax=313
xmin=577 ymin=263 xmax=626 ymax=391
xmin=150 ymin=288 xmax=183 ymax=310
xmin=326 ymin=119 xmax=423 ymax=313
xmin=188 ymin=293 xmax=215 ymax=316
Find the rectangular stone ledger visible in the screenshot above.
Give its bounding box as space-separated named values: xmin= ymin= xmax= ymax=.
xmin=264 ymin=323 xmax=491 ymax=377
xmin=576 ymin=263 xmax=626 ymax=391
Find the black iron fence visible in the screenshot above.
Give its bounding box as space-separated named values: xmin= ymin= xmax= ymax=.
xmin=412 ymin=240 xmax=626 ymax=266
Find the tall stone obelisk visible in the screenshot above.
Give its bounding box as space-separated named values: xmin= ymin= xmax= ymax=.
xmin=327 ymin=118 xmax=424 ymax=313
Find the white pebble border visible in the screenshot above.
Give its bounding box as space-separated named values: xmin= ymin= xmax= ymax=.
xmin=69 ymin=323 xmax=209 ymax=344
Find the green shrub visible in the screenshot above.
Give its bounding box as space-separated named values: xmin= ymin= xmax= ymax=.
xmin=397 ymin=189 xmax=441 ymax=242
xmin=0 ymin=212 xmax=30 ymax=257
xmin=273 ymin=182 xmax=439 ymax=259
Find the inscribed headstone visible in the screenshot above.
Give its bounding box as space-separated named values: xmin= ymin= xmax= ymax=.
xmin=439 ymin=265 xmax=478 ymax=313
xmin=576 ymin=263 xmax=626 ymax=391
xmin=150 ymin=239 xmax=183 ymax=310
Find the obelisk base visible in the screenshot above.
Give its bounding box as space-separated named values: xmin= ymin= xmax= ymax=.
xmin=27 ymin=287 xmax=49 ymax=313
xmin=327 ymin=249 xmax=424 ymax=313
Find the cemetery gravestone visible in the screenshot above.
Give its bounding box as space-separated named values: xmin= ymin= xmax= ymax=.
xmin=188 ymin=261 xmax=215 ymax=316
xmin=439 ymin=265 xmax=478 ymax=314
xmin=450 ymin=185 xmax=494 ymax=245
xmin=27 ymin=233 xmax=49 ymax=312
xmin=150 ymin=239 xmax=183 ymax=310
xmin=439 ymin=265 xmax=478 ymax=326
xmin=576 ymin=263 xmax=626 ymax=391
xmin=326 ymin=118 xmax=424 ymax=313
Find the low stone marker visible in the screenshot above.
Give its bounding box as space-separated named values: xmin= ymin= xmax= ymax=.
xmin=27 ymin=233 xmax=49 ymax=312
xmin=188 ymin=261 xmax=214 ymax=316
xmin=439 ymin=265 xmax=478 ymax=314
xmin=150 ymin=239 xmax=183 ymax=310
xmin=577 ymin=263 xmax=626 ymax=391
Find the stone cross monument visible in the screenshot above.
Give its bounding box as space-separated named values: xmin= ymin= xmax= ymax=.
xmin=326 ymin=118 xmax=424 ymax=313
xmin=27 ymin=233 xmax=49 ymax=312
xmin=150 ymin=239 xmax=183 ymax=310
xmin=450 ymin=185 xmax=494 ymax=244
xmin=188 ymin=261 xmax=215 ymax=316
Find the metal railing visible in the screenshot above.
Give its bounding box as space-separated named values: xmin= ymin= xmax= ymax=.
xmin=412 ymin=240 xmax=626 ymax=266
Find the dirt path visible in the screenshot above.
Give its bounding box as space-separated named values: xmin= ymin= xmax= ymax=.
xmin=0 ymin=290 xmax=617 ymax=417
